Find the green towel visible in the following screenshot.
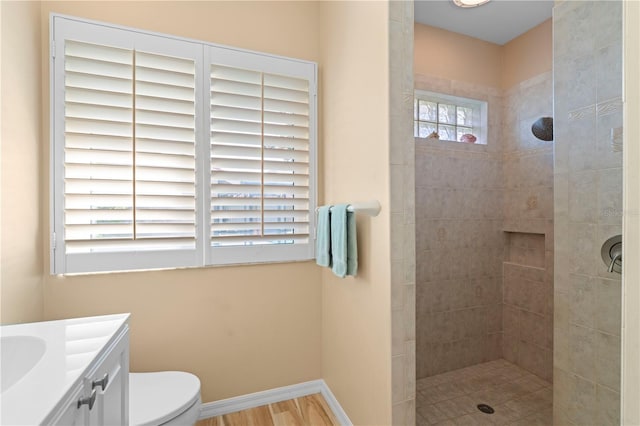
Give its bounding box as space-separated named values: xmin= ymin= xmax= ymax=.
xmin=330 ymin=204 xmax=358 ymax=277
xmin=346 ymin=209 xmax=358 ymax=276
xmin=316 ymin=205 xmax=332 ymax=267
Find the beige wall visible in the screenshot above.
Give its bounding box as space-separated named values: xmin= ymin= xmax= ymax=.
xmin=414 ymin=23 xmax=503 ymax=89
xmin=43 ymin=1 xmax=320 ymax=62
xmin=319 ymin=1 xmax=392 ymax=424
xmin=1 ymin=0 xmax=399 ymax=418
xmin=415 ymin=19 xmax=552 ymax=91
xmin=45 ymin=263 xmax=322 ymax=403
xmin=503 ymin=19 xmax=552 ymax=90
xmin=1 ymin=0 xmax=44 ymax=325
xmin=37 ymin=1 xmax=322 ymax=403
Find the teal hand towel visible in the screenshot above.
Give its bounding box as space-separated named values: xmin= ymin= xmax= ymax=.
xmin=330 ymin=204 xmax=348 ymax=277
xmin=346 ymin=209 xmax=358 ymax=276
xmin=330 ymin=204 xmax=358 ymax=277
xmin=316 ymin=205 xmax=332 ymax=267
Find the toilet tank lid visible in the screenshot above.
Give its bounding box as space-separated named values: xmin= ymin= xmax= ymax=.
xmin=130 ymin=371 xmax=201 ymax=426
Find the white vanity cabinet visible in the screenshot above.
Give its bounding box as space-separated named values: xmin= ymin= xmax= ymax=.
xmin=52 ymin=323 xmax=130 ymax=426
xmin=52 ymin=384 xmax=85 ymax=426
xmin=86 ymin=324 xmax=129 ymax=426
xmin=0 ymin=314 xmax=131 ymax=426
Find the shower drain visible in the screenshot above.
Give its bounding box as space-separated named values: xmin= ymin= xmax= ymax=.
xmin=477 ymin=404 xmax=495 ymax=414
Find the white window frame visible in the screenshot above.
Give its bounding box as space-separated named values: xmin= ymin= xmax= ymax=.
xmin=50 ymin=14 xmax=317 ymax=275
xmin=414 ymin=90 xmax=488 ymax=145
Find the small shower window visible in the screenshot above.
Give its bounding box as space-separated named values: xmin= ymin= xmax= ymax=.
xmin=414 ymin=90 xmax=487 ymax=145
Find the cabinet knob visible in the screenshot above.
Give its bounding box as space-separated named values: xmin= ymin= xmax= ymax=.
xmin=77 ymin=388 xmax=97 ymax=410
xmin=92 ymin=373 xmax=109 ymax=391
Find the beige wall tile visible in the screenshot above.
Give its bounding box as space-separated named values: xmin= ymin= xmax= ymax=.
xmin=595 ymin=331 xmax=621 ymax=391
xmin=390 ymin=0 xmax=415 ymax=420
xmin=568 ymin=274 xmax=596 ymax=328
xmin=594 ymin=103 xmax=623 ymax=170
xmin=392 ymin=399 xmax=416 ymax=426
xmin=595 ymin=278 xmax=621 ymax=336
xmin=485 ymin=332 xmax=504 ymax=361
xmin=554 ymin=292 xmax=571 ymax=371
xmin=416 ymin=69 xmax=555 ymax=382
xmin=553 ymin=4 xmax=623 ymax=416
xmin=517 ymin=340 xmax=552 ymax=381
xmin=569 ymin=170 xmax=599 ymax=222
xmin=504 ymin=335 xmax=519 ymax=364
xmin=568 ymin=222 xmax=599 ymax=276
xmin=568 ymin=324 xmax=596 ymax=382
xmin=519 ymin=310 xmax=547 ymax=348
xmin=597 ymin=167 xmax=623 ymax=224
xmin=567 ymin=374 xmax=597 ymax=425
xmin=596 ymin=385 xmax=621 ymax=426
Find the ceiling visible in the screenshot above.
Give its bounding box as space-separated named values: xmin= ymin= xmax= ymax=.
xmin=414 ymin=0 xmax=554 ymax=45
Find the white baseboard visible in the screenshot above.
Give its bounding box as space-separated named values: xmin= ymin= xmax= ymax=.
xmin=317 ymin=381 xmax=351 ymax=426
xmin=198 ymin=379 xmax=352 ymax=426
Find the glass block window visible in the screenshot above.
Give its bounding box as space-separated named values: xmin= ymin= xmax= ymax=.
xmin=414 ymin=90 xmax=487 ymax=145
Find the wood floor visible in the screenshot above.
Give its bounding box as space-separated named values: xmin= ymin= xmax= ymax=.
xmin=196 ymin=393 xmax=340 ymax=426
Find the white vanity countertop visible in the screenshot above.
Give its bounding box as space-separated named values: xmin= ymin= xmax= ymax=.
xmin=1 ymin=313 xmax=130 ymax=425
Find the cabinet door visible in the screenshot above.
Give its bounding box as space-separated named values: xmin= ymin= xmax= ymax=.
xmin=52 ymin=384 xmax=86 ymax=426
xmin=98 ymin=347 xmax=128 ymax=426
xmin=87 ymin=327 xmax=130 ymax=426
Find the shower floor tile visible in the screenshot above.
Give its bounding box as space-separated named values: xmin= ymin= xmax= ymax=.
xmin=416 ymin=359 xmax=552 ymax=426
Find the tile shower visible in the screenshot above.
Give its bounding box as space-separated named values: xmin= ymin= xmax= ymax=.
xmin=415 ymin=46 xmax=554 ymax=426
xmin=414 ymin=1 xmax=624 ymax=424
xmin=410 ymin=1 xmax=624 ymax=425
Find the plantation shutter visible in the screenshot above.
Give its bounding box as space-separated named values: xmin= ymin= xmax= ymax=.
xmin=208 ymin=47 xmax=316 ymax=264
xmin=52 ymin=16 xmax=316 ymax=274
xmin=52 ymin=18 xmax=202 ymax=273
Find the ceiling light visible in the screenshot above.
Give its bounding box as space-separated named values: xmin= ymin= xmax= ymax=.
xmin=453 ymin=0 xmax=491 ymax=8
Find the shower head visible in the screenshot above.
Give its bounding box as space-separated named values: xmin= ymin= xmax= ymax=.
xmin=532 ymin=117 xmax=553 ymax=141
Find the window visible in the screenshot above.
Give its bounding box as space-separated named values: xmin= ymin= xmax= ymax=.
xmin=51 ymin=15 xmax=317 ymax=274
xmin=413 ymin=90 xmax=487 ymax=145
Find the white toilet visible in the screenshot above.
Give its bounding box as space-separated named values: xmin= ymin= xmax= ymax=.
xmin=129 ymin=371 xmax=201 ymax=426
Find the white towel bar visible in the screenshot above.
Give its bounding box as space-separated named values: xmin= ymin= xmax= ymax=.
xmin=316 ymin=200 xmax=381 ymax=217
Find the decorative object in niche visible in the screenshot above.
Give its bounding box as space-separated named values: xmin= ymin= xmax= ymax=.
xmin=460 ymin=133 xmax=476 ymax=143
xmin=426 ymin=131 xmax=440 ymax=140
xmin=453 ymin=0 xmax=490 ymax=8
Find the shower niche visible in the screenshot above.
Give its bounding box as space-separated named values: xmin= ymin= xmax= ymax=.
xmin=504 ymin=232 xmax=545 ymax=268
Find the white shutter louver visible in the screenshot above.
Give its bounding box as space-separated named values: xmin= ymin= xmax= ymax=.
xmin=62 ymin=40 xmax=197 ymax=255
xmin=210 ymin=65 xmax=310 ymax=248
xmin=64 ymin=40 xmax=135 ymax=252
xmin=134 ymin=51 xmax=197 ymax=246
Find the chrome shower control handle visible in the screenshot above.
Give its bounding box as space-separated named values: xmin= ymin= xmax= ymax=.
xmin=601 ymin=235 xmax=622 ymax=274
xmin=77 ymin=388 xmax=97 ymax=410
xmin=608 ymin=253 xmax=622 ymax=273
xmin=92 ymin=373 xmax=109 ymax=391
xmin=608 ymin=250 xmax=622 ymax=273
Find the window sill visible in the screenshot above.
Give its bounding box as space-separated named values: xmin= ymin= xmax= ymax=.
xmin=52 ymin=257 xmax=316 ymax=277
xmin=415 ymin=136 xmax=487 ymax=145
